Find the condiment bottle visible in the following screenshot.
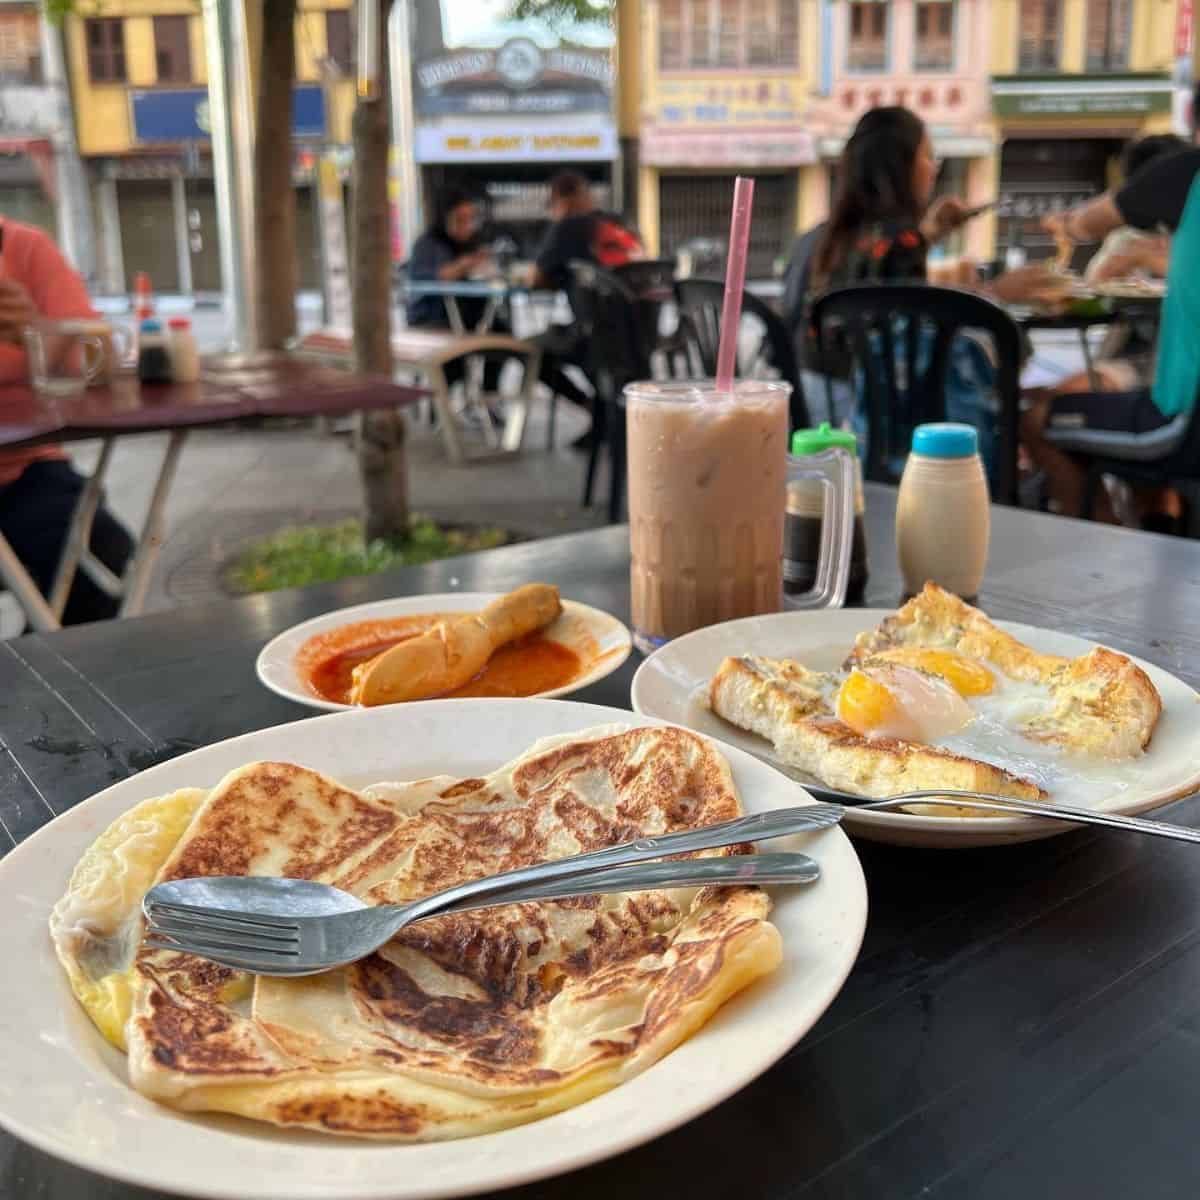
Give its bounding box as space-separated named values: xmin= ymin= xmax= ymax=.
xmin=785 ymin=423 xmax=869 ymax=605
xmin=896 ymin=422 xmax=989 ymax=601
xmin=167 ymin=316 xmax=200 ymax=382
xmin=133 ymin=271 xmax=154 ymax=322
xmin=136 ymin=318 xmax=173 ymax=385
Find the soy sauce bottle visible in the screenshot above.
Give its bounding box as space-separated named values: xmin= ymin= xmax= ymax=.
xmin=784 ymin=423 xmax=869 ymax=605
xmin=136 ymin=318 xmax=173 ymax=384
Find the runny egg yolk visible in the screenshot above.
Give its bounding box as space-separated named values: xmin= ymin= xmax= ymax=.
xmin=836 ymin=664 xmax=973 ymax=743
xmin=874 ymin=648 xmax=995 ymax=697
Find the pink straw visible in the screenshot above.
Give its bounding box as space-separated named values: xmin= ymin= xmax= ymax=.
xmin=715 ymin=175 xmax=755 ymax=393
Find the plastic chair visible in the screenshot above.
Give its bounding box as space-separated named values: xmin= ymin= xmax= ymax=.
xmin=1074 ymin=389 xmax=1200 ymax=533
xmin=809 ymin=283 xmax=1023 ymax=505
xmin=566 ymin=260 xmax=653 ymax=523
xmin=674 ymin=278 xmax=810 ymax=432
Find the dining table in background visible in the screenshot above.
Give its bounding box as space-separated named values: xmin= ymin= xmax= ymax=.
xmin=4 ymin=484 xmax=1200 ymax=1199
xmin=0 ymin=359 xmax=425 ymax=633
xmin=1015 ymin=292 xmax=1163 ymax=391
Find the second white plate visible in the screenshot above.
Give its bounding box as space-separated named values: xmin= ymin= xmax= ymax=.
xmin=631 ymin=609 xmax=1200 ymax=848
xmin=256 ymin=593 xmax=633 ymax=711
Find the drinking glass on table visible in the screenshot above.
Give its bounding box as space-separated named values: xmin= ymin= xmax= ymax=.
xmin=626 ymin=379 xmax=853 ymax=654
xmin=24 ymin=319 xmax=128 ymax=398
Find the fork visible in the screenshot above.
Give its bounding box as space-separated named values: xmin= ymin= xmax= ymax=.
xmin=801 ymin=784 xmax=1200 ymax=844
xmin=143 ymin=852 xmax=819 ymax=976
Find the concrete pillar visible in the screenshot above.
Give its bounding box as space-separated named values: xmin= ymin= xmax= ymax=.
xmin=796 ymin=163 xmax=830 ymax=232
xmin=201 ymin=0 xmax=257 ymax=352
xmin=965 ymin=153 xmax=999 ymax=263
xmin=637 ymin=164 xmax=659 ymax=256
xmin=171 ymin=173 xmax=194 ymax=296
xmin=388 ymin=2 xmax=421 ymax=259
xmin=95 ymin=176 xmax=125 ymax=295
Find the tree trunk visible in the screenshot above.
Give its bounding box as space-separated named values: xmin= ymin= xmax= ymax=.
xmin=353 ymin=0 xmax=409 ymax=542
xmin=254 ymin=0 xmax=297 ymax=350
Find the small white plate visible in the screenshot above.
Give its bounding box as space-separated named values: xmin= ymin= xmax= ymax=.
xmin=631 ymin=609 xmax=1200 ymax=849
xmin=1 ymin=699 xmax=866 ymax=1199
xmin=256 ymin=593 xmax=633 ymax=711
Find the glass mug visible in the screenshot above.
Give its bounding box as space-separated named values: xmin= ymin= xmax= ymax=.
xmin=626 ymin=379 xmax=853 ymax=655
xmin=24 ymin=319 xmax=129 ymax=397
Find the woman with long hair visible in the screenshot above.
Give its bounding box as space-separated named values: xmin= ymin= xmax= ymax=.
xmin=802 ymin=106 xmax=1055 ymax=477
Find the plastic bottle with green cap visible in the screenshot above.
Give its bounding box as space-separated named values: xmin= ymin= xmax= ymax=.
xmin=785 ymin=422 xmax=869 ymax=604
xmin=896 ymin=421 xmax=990 ymax=600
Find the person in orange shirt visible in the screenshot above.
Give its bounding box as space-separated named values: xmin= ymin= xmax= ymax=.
xmin=0 ymin=219 xmax=133 ymax=625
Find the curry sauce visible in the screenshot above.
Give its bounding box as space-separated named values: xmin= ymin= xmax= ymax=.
xmin=297 ymin=615 xmax=582 ymax=706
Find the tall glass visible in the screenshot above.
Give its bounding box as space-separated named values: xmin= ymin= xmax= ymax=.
xmin=627 ymin=380 xmax=789 ymax=654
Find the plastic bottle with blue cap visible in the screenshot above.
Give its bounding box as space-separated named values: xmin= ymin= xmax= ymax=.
xmin=896 ymin=422 xmax=990 ymax=601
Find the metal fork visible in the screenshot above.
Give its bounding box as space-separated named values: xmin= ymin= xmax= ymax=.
xmin=801 ymin=784 xmax=1200 ymax=844
xmin=144 ymin=852 xmax=819 ymax=976
xmin=143 ymin=801 xmax=842 ymax=975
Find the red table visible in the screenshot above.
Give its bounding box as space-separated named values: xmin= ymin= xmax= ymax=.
xmin=0 ymin=360 xmax=425 ymax=632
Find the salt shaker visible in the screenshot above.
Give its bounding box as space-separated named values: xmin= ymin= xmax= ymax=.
xmin=895 ymin=423 xmax=990 ymax=600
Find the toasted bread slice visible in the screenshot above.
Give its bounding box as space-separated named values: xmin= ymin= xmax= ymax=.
xmin=708 ymin=654 xmax=1046 ymax=806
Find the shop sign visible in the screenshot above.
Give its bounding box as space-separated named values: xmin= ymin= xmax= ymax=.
xmin=652 ymin=78 xmax=804 ymax=127
xmin=411 ymin=0 xmax=613 ymax=117
xmin=131 ymin=86 xmax=325 ymax=143
xmin=993 ymin=90 xmax=1170 ymax=117
xmin=414 ymin=123 xmax=616 ymax=163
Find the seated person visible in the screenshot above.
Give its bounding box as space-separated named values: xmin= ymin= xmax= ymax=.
xmin=406 ymin=187 xmax=507 ymax=395
xmin=0 ymin=219 xmax=133 ymax=625
xmin=529 ymin=172 xmax=646 ymax=446
xmin=1031 ymin=145 xmax=1200 ymax=517
xmin=799 ymin=106 xmax=1056 ymax=477
xmin=1052 ymin=135 xmax=1183 ymax=399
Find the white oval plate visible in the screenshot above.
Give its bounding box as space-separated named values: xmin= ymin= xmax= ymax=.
xmin=256 ymin=594 xmax=633 ymax=711
xmin=0 ymin=698 xmax=866 ymax=1200
xmin=631 ymin=610 xmax=1200 ymax=848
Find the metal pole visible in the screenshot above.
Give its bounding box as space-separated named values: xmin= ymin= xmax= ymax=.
xmin=388 ymin=1 xmax=422 ymax=255
xmin=38 ymin=9 xmax=95 ymax=279
xmin=202 ymin=0 xmax=257 ymax=353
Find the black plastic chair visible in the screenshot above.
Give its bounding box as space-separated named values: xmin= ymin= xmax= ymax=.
xmin=566 ymin=260 xmax=653 ymax=523
xmin=1074 ymin=390 xmax=1200 ymax=534
xmin=674 ymin=278 xmax=810 ymax=431
xmin=809 ymin=283 xmax=1023 ymax=505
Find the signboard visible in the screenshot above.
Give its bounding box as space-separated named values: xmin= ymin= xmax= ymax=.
xmin=414 ymin=122 xmax=617 ymax=163
xmin=992 ymin=78 xmax=1172 ymax=118
xmin=411 ymin=0 xmax=614 ymax=118
xmin=652 ymin=78 xmax=806 ymax=128
xmin=131 ymin=86 xmax=325 ymax=143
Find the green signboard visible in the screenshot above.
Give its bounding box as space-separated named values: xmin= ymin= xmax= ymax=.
xmin=993 ymin=90 xmax=1171 ymax=118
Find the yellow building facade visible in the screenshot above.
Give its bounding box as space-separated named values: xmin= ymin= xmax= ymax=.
xmin=65 ymin=0 xmax=354 ymax=295
xmin=987 ymin=0 xmax=1180 ymax=264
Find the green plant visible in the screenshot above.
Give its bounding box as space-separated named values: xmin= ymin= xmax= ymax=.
xmin=223 ymin=518 xmax=508 ymax=595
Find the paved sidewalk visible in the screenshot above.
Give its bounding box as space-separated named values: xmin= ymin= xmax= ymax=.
xmin=68 ymin=399 xmax=603 ymax=616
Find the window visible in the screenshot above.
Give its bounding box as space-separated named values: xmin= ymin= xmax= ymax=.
xmin=153 ymin=15 xmax=191 ymax=83
xmin=1018 ymin=0 xmax=1059 ymax=71
xmin=914 ymin=0 xmax=954 ymax=70
xmin=847 ymin=0 xmax=889 ymax=72
xmin=657 ymin=0 xmax=799 ymax=69
xmin=325 ymin=9 xmax=353 ymax=74
xmin=1086 ymin=0 xmax=1131 ymax=70
xmin=0 ymin=9 xmax=41 ymax=84
xmin=85 ymin=18 xmax=126 ymax=83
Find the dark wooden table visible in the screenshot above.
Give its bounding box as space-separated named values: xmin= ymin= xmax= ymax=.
xmin=0 ymin=360 xmax=425 ymax=632
xmin=4 ymin=486 xmax=1200 ymax=1199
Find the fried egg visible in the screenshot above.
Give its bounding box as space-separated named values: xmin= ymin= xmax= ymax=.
xmin=835 ymin=664 xmax=973 ymax=743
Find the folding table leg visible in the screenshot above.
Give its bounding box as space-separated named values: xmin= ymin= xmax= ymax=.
xmin=502 ymin=344 xmax=542 ymax=453
xmin=119 ymin=430 xmax=187 ymax=618
xmin=47 ymin=437 xmax=115 ymax=620
xmin=0 ymin=533 xmax=59 ymax=632
xmin=428 ymin=365 xmax=465 ymax=464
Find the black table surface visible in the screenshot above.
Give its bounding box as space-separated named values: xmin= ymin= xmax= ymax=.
xmin=5 ymin=485 xmax=1200 ymax=1200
